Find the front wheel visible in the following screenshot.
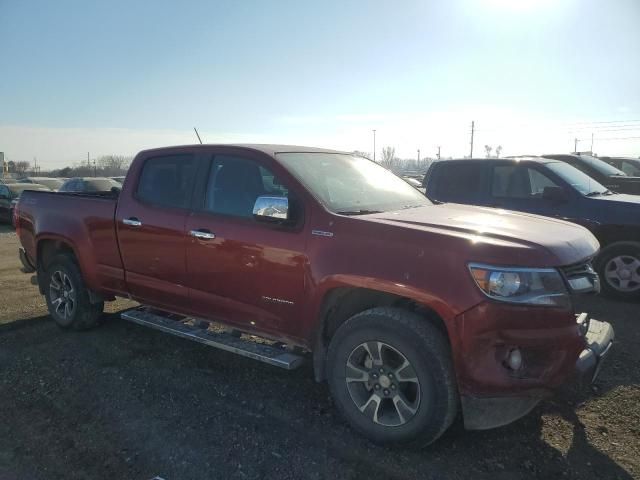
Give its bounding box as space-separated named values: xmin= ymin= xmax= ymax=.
xmin=44 ymin=254 xmax=104 ymax=330
xmin=595 ymin=242 xmax=640 ymax=300
xmin=326 ymin=307 xmax=457 ymax=447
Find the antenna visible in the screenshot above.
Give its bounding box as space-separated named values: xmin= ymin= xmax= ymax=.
xmin=194 ymin=127 xmax=203 ymax=144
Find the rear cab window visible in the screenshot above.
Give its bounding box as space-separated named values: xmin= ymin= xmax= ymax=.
xmin=427 ymin=162 xmax=485 ymax=204
xmin=136 ymin=154 xmax=197 ymax=209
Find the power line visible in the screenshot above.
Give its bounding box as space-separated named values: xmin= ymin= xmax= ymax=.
xmin=578 ymin=136 xmax=640 ymax=141
xmin=473 ymin=119 xmax=640 ymax=134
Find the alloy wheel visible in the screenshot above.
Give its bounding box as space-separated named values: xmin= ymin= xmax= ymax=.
xmin=345 ymin=341 xmax=422 ymax=427
xmin=49 ymin=270 xmax=76 ymax=320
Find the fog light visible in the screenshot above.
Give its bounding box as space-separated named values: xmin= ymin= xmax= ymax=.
xmin=505 ymin=348 xmax=523 ymax=371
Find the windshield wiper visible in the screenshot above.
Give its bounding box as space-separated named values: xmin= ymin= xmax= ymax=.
xmin=337 ymin=209 xmax=383 ymax=216
xmin=585 ymin=191 xmax=607 ymax=197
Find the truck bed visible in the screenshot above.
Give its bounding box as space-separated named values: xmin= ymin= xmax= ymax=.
xmin=17 ymin=190 xmax=127 ymax=296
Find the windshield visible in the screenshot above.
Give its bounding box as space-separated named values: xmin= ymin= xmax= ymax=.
xmin=579 ymin=155 xmax=626 ymax=177
xmin=546 ymin=162 xmax=608 ymax=195
xmin=276 ymin=153 xmax=430 ymax=214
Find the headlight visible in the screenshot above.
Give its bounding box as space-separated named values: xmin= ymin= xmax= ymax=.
xmin=469 ymin=263 xmax=569 ymax=308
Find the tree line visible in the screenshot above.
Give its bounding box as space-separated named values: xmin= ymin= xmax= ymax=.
xmin=4 ymin=155 xmax=132 ymax=178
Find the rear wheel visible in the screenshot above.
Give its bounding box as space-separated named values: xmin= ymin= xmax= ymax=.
xmin=327 ymin=307 xmax=457 ymax=447
xmin=595 ymin=242 xmax=640 ymax=300
xmin=44 ymin=254 xmax=104 ymax=330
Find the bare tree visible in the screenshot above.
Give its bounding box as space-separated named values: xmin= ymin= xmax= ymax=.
xmin=495 ymin=145 xmax=503 ymax=158
xmin=97 ymin=155 xmax=131 ymax=176
xmin=380 ymin=146 xmax=398 ymax=170
xmin=484 ymin=145 xmax=493 ymax=158
xmin=15 ymin=161 xmax=30 ymax=175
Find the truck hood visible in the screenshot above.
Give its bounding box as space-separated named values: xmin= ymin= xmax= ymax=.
xmin=362 ymin=203 xmax=599 ymax=267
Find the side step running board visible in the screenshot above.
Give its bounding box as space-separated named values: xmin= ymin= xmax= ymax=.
xmin=121 ymin=307 xmax=304 ymax=370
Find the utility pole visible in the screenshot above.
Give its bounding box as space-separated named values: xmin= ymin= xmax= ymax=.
xmin=574 ymin=138 xmax=578 ymax=153
xmin=87 ymin=152 xmax=90 ymax=169
xmin=437 ymin=146 xmax=441 ymax=160
xmin=417 ymin=149 xmax=420 ymax=162
xmin=93 ymin=160 xmax=97 ymax=177
xmin=372 ymin=129 xmax=377 ymax=162
xmin=590 ymin=132 xmax=594 ymax=153
xmin=470 ymin=121 xmax=475 ymax=158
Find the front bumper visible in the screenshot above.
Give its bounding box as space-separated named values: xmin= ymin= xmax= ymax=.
xmin=458 ymin=308 xmax=614 ymax=430
xmin=575 ymin=316 xmax=614 ymax=386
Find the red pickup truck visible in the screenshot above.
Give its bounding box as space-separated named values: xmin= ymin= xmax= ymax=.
xmin=16 ymin=144 xmax=613 ymax=446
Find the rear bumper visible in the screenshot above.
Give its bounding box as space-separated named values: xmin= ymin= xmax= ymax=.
xmin=18 ymin=247 xmax=36 ymax=274
xmin=458 ymin=309 xmax=614 ymax=430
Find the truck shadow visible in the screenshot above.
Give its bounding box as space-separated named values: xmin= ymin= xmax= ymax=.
xmin=0 ymin=308 xmax=635 ymax=480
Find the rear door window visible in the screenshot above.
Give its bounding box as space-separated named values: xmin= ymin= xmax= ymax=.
xmin=428 ymin=162 xmax=485 ymax=203
xmin=136 ymin=155 xmax=197 ymax=209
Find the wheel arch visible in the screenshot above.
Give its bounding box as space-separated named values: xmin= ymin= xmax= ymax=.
xmin=593 ymin=225 xmax=640 ymax=248
xmin=311 ymin=283 xmax=454 ymax=383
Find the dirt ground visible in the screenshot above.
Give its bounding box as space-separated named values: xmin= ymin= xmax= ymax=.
xmin=0 ymin=224 xmax=638 ymax=480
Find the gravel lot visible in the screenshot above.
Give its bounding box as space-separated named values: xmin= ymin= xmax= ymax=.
xmin=0 ymin=224 xmax=638 ymax=479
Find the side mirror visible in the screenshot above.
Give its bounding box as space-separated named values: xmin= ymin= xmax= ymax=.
xmin=253 ymin=195 xmax=289 ymax=222
xmin=542 ymin=186 xmax=568 ymax=202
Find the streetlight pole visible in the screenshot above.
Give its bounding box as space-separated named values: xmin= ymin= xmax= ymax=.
xmin=372 ymin=129 xmax=376 ymax=162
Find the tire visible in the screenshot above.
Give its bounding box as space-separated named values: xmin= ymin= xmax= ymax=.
xmin=326 ymin=307 xmax=457 ymax=447
xmin=595 ymin=242 xmax=640 ymax=300
xmin=44 ymin=254 xmax=104 ymax=330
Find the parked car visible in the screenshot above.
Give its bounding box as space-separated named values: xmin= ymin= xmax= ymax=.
xmin=110 ymin=176 xmax=126 ymax=184
xmin=18 ymin=177 xmax=64 ymax=191
xmin=423 ymin=157 xmax=640 ymax=299
xmin=0 ymin=183 xmax=50 ymax=226
xmin=15 ymin=145 xmax=611 ymax=446
xmin=542 ymin=153 xmax=640 ymax=195
xmin=600 ymin=156 xmax=640 ymax=177
xmin=59 ymin=177 xmax=123 ymax=193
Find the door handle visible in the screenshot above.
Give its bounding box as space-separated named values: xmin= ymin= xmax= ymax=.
xmin=123 ymin=217 xmax=142 ymax=227
xmin=190 ymin=229 xmax=216 ymax=240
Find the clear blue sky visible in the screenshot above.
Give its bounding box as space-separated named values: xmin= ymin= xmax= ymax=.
xmin=1 ymin=0 xmax=639 ymax=166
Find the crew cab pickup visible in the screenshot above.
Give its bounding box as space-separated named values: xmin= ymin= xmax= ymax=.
xmin=423 ymin=156 xmax=640 ymax=300
xmin=16 ymin=144 xmax=613 ymax=446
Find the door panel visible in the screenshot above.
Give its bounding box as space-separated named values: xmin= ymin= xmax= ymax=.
xmin=186 ymin=213 xmax=306 ymax=336
xmin=185 ymin=154 xmax=307 ymax=339
xmin=116 ymin=153 xmax=198 ymax=310
xmin=117 ymin=206 xmax=191 ymax=310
